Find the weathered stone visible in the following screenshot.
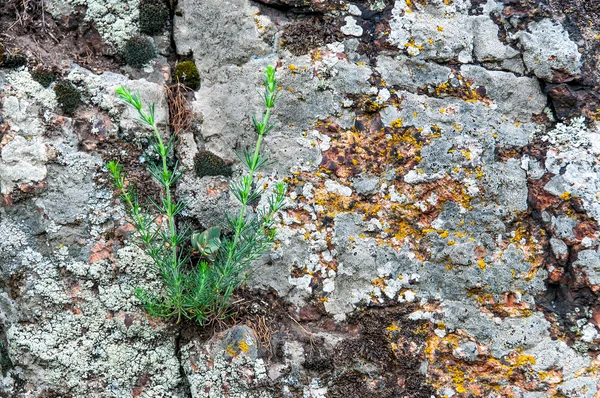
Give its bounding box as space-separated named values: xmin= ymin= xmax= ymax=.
xmin=352 ymin=174 xmax=379 ymax=195
xmin=472 ymin=17 xmax=521 ymax=70
xmin=174 ymin=0 xmax=269 ymax=76
xmin=550 ymin=237 xmax=569 ymax=262
xmin=0 ymin=136 xmax=48 ymax=194
xmin=388 ymin=0 xmax=474 ymax=62
xmin=489 ymin=314 xmax=551 ymax=358
xmin=558 ymin=377 xmax=598 ymax=398
xmin=181 ymin=325 xmax=272 ymax=397
xmin=47 ymin=0 xmax=139 ymax=51
xmin=574 ymin=250 xmax=600 ymax=286
xmin=460 ymin=65 xmax=546 ymax=117
xmin=3 ymin=0 xmax=600 ymax=395
xmin=376 ymin=55 xmax=451 ymax=92
xmin=517 ymin=19 xmax=582 ymax=82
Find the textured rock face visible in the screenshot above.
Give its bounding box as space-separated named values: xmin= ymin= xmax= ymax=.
xmin=1 ymin=0 xmax=600 ymax=397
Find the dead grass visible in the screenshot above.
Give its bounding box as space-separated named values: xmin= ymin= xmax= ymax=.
xmin=165 ymin=83 xmax=193 ymax=136
xmin=6 ymin=0 xmax=46 ymax=32
xmin=246 ymin=315 xmax=274 ymax=358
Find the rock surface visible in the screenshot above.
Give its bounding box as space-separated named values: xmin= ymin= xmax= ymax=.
xmin=1 ymin=0 xmax=600 ymax=396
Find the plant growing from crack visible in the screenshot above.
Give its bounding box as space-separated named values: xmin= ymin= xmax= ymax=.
xmin=107 ymin=65 xmax=286 ymax=324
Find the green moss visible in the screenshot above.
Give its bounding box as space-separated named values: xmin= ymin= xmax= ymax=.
xmin=194 ymin=150 xmax=233 ymax=179
xmin=31 ymin=67 xmax=56 ymax=88
xmin=54 ymin=80 xmax=82 ymax=115
xmin=123 ymin=35 xmax=156 ymax=68
xmin=140 ymin=0 xmax=169 ymax=35
xmin=0 ymin=43 xmax=28 ymax=68
xmin=175 ymin=60 xmax=200 ymax=90
xmin=2 ymin=53 xmax=27 ymax=68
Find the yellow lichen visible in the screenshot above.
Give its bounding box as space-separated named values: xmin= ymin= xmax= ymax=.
xmin=477 ymin=259 xmax=487 ymax=270
xmin=390 ymin=118 xmax=404 ymax=128
xmin=404 ymin=39 xmax=423 ymax=50
xmin=386 ymin=322 xmax=402 ymax=333
xmin=238 ymin=339 xmax=250 ymax=353
xmin=225 ymin=344 xmax=237 ymax=357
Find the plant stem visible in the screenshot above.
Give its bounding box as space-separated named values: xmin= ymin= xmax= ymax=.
xmin=226 ymin=74 xmax=275 ymax=268
xmin=151 ymin=124 xmax=183 ymax=321
xmin=152 ymin=124 xmax=178 ymax=269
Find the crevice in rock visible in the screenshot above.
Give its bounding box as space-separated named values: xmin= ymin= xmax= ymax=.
xmin=0 ymin=326 xmax=14 ymax=378
xmin=174 ymin=329 xmax=192 ymax=397
xmin=525 ymin=148 xmax=600 ymax=351
xmin=537 ymin=78 xmax=559 ymax=123
xmin=166 ymin=0 xmax=181 ymax=60
xmin=544 ymin=80 xmax=600 ymax=121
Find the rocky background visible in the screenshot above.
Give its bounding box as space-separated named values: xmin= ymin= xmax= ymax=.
xmin=1 ymin=0 xmax=600 ymax=396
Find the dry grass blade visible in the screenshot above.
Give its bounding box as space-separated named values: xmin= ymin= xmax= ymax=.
xmin=165 ymin=83 xmax=193 ymax=136
xmin=247 ymin=315 xmax=273 ymax=359
xmin=287 ymin=313 xmax=317 ymax=346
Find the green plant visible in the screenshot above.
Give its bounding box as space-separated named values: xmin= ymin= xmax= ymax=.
xmin=174 ymin=60 xmax=200 ymax=90
xmin=107 ymin=65 xmax=286 ymax=324
xmin=123 ymin=35 xmax=156 ymax=68
xmin=54 ymin=80 xmax=82 ymax=115
xmin=194 ymin=150 xmax=232 ymax=178
xmin=192 ymin=227 xmax=221 ymax=260
xmin=31 ymin=67 xmax=56 ymax=88
xmin=139 ymin=0 xmax=169 ymax=35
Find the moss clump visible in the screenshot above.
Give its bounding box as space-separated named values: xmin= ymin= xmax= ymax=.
xmin=194 ymin=150 xmax=233 ymax=179
xmin=2 ymin=53 xmax=28 ymax=68
xmin=174 ymin=60 xmax=200 ymax=90
xmin=0 ymin=43 xmax=4 ymax=65
xmin=31 ymin=67 xmax=56 ymax=88
xmin=140 ymin=0 xmax=169 ymax=35
xmin=54 ymin=80 xmax=82 ymax=115
xmin=123 ymin=35 xmax=156 ymax=68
